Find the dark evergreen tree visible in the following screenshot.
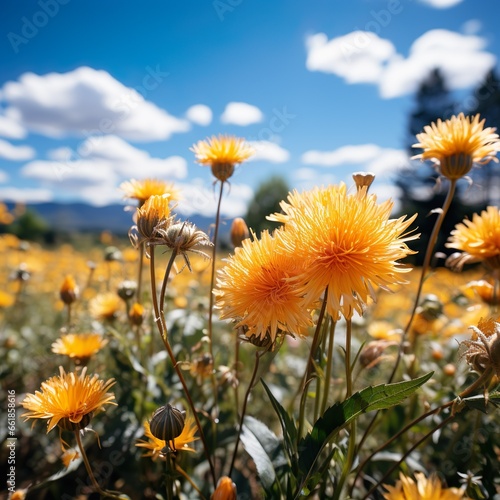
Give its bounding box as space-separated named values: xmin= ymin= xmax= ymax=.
xmin=467 ymin=69 xmax=500 ymax=205
xmin=245 ymin=176 xmax=290 ymax=235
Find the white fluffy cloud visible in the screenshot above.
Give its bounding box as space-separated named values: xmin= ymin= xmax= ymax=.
xmin=220 ymin=102 xmax=263 ymax=126
xmin=0 ymin=187 xmax=53 ymax=203
xmin=0 ymin=114 xmax=27 ymax=139
xmin=0 ymin=139 xmax=35 ymax=161
xmin=306 ymin=29 xmax=495 ymax=98
xmin=302 ymin=144 xmax=408 ymax=182
xmin=176 ymin=179 xmax=253 ymax=218
xmin=248 ymin=141 xmax=290 ymax=163
xmin=418 ymin=0 xmax=463 ymax=7
xmin=21 ymin=135 xmax=188 ymax=206
xmin=380 ymin=30 xmax=496 ymax=98
xmin=1 ymin=67 xmax=190 ymax=141
xmin=306 ymin=31 xmax=395 ymax=83
xmin=186 ymin=104 xmax=213 ymax=126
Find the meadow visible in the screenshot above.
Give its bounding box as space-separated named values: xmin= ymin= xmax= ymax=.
xmin=1 ymin=118 xmax=500 ymax=499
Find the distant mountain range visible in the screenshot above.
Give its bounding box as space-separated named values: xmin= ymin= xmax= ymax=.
xmin=16 ymin=202 xmax=221 ymax=236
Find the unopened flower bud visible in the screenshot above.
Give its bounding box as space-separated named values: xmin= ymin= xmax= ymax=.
xmin=129 ymin=302 xmax=144 ymax=326
xmin=117 ymin=280 xmax=137 ymax=301
xmin=212 ymin=476 xmax=237 ymax=500
xmin=149 ymin=404 xmax=186 ymax=443
xmin=352 ymin=171 xmax=375 ymax=191
xmin=60 ymin=275 xmax=79 ymax=305
xmin=230 ymin=217 xmax=250 ymax=248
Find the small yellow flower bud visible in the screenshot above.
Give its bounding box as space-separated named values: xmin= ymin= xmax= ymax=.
xmin=129 ymin=302 xmax=145 ymax=326
xmin=230 ymin=217 xmax=250 ymax=248
xmin=211 ymin=476 xmax=237 ymax=500
xmin=60 ymin=275 xmax=78 ymax=305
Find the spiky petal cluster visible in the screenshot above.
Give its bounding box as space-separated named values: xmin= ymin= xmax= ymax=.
xmin=412 ymin=113 xmax=499 ymax=180
xmin=51 ymin=333 xmax=108 ymax=363
xmin=446 ymin=206 xmax=500 ymax=270
xmin=214 ymin=229 xmax=312 ymax=344
xmin=270 ymin=184 xmax=418 ymax=319
xmin=191 ymin=135 xmax=254 ymax=182
xmin=21 ymin=367 xmax=116 ymax=432
xmin=120 ymin=178 xmax=180 ymax=206
xmin=383 ymin=472 xmax=468 ymax=499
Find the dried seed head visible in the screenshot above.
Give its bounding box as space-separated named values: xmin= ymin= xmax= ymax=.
xmin=149 ymin=404 xmax=186 ymax=443
xmin=117 ymin=280 xmax=137 ymax=301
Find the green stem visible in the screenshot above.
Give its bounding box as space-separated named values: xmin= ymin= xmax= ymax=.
xmin=297 ymin=289 xmax=328 ymax=439
xmin=356 ymin=179 xmax=457 ymax=454
xmin=149 ymin=246 xmax=217 ymax=488
xmin=74 ymin=430 xmax=123 ymax=499
xmin=320 ymin=320 xmax=337 ymax=416
xmin=136 ymin=242 xmax=144 ymax=303
xmin=229 ymin=349 xmax=262 ymax=477
xmin=332 ymin=319 xmax=355 ymax=499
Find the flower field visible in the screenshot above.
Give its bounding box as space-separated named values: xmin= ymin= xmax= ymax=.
xmin=1 ymin=118 xmax=500 ymax=499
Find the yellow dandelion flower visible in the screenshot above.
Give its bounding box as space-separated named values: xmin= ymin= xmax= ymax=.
xmin=214 ymin=229 xmax=313 ymax=344
xmin=446 ymin=206 xmax=500 ymax=269
xmin=21 ymin=367 xmax=116 ymax=432
xmin=412 ymin=113 xmax=500 ymax=180
xmin=120 ymin=178 xmax=180 ymax=206
xmin=52 ymin=333 xmax=108 ymax=363
xmin=90 ymin=292 xmax=122 ymax=321
xmin=273 ymin=184 xmax=418 ymax=320
xmin=191 ymin=135 xmax=254 ymax=182
xmin=383 ymin=472 xmax=469 ymax=499
xmin=136 ymin=413 xmax=198 ymax=460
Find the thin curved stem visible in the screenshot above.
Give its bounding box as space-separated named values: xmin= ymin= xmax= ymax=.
xmin=136 ymin=241 xmax=145 ymax=303
xmin=297 ymin=289 xmax=329 ymax=439
xmin=320 ymin=320 xmax=337 ymax=416
xmin=228 ymin=349 xmax=262 ymax=477
xmin=74 ymin=430 xmax=123 ymax=499
xmin=361 ymin=415 xmax=454 ymax=500
xmin=357 ymin=179 xmax=457 ymax=454
xmin=352 ymin=367 xmax=493 ymax=494
xmin=333 ymin=319 xmax=355 ymax=499
xmin=149 ymin=246 xmax=217 ymax=487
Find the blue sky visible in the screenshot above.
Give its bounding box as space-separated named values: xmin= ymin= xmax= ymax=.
xmin=0 ymin=0 xmax=499 ymax=217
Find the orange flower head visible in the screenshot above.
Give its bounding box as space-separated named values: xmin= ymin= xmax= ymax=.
xmin=90 ymin=292 xmax=122 ymax=321
xmin=120 ymin=178 xmax=180 ymax=206
xmin=383 ymin=472 xmax=469 ymax=499
xmin=214 ymin=228 xmax=313 ymax=345
xmin=270 ymin=184 xmax=418 ymax=319
xmin=191 ymin=135 xmax=254 ymax=182
xmin=446 ymin=206 xmax=500 ymax=269
xmin=21 ymin=367 xmax=116 ymax=432
xmin=413 ymin=113 xmax=499 ymax=180
xmin=52 ymin=333 xmax=108 ymax=364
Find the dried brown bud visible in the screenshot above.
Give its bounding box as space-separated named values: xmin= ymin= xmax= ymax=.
xmin=149 ymin=404 xmax=186 ymax=443
xmin=352 ymin=171 xmax=375 ymax=191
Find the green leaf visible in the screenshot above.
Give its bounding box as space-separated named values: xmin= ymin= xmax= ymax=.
xmin=241 ymin=416 xmax=285 ymax=489
xmin=298 ymin=372 xmax=433 ymax=477
xmin=261 ymin=379 xmax=298 ymax=461
xmin=463 ymin=391 xmax=500 ymax=413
